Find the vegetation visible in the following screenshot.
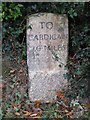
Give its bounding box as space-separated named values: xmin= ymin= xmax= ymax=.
xmin=1 ymin=2 xmax=90 ymax=119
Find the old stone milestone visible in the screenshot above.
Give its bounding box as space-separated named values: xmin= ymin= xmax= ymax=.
xmin=27 ymin=13 xmax=68 ymax=101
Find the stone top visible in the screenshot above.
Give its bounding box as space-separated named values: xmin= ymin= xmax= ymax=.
xmin=27 ymin=13 xmax=68 ymax=72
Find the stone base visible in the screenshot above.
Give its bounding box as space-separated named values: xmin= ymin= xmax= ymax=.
xmin=28 ymin=70 xmax=67 ymax=101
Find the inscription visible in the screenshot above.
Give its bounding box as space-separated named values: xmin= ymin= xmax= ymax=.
xmin=28 ymin=21 xmax=67 ymax=54
xmin=29 ymin=44 xmax=66 ymax=59
xmin=31 ymin=45 xmax=66 ymax=51
xmin=28 ymin=34 xmax=67 ymax=41
xmin=39 ymin=22 xmax=53 ymax=29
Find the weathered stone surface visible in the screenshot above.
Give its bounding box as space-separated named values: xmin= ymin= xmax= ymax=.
xmin=27 ymin=13 xmax=68 ymax=101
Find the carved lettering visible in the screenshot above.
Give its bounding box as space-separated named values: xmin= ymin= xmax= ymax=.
xmin=39 ymin=22 xmax=53 ymax=29
xmin=39 ymin=22 xmax=45 ymax=29
xmin=28 ymin=34 xmax=66 ymax=41
xmin=30 ymin=45 xmax=66 ymax=53
xmin=46 ymin=22 xmax=53 ymax=29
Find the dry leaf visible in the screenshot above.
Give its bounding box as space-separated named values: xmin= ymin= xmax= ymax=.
xmin=12 ymin=103 xmax=18 ymax=108
xmin=15 ymin=112 xmax=20 ymax=116
xmin=34 ymin=100 xmax=41 ymax=108
xmin=46 ymin=101 xmax=50 ymax=104
xmin=24 ymin=111 xmax=31 ymax=117
xmin=21 ymin=60 xmax=26 ymax=65
xmin=10 ymin=69 xmax=16 ymax=74
xmin=30 ymin=112 xmax=42 ymax=118
xmin=56 ymin=90 xmax=65 ymax=99
xmin=13 ymin=106 xmax=17 ymax=109
xmin=30 ymin=113 xmax=38 ymax=117
xmin=65 ymin=110 xmax=73 ymax=118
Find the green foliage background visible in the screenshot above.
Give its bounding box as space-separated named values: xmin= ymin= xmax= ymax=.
xmin=2 ymin=2 xmax=90 ymax=98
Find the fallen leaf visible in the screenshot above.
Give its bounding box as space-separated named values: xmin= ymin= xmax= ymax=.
xmin=24 ymin=111 xmax=31 ymax=117
xmin=34 ymin=100 xmax=41 ymax=108
xmin=64 ymin=110 xmax=73 ymax=118
xmin=15 ymin=112 xmax=20 ymax=116
xmin=46 ymin=101 xmax=50 ymax=104
xmin=12 ymin=103 xmax=17 ymax=108
xmin=10 ymin=69 xmax=16 ymax=74
xmin=30 ymin=113 xmax=38 ymax=117
xmin=21 ymin=60 xmax=26 ymax=65
xmin=56 ymin=90 xmax=65 ymax=99
xmin=30 ymin=112 xmax=42 ymax=118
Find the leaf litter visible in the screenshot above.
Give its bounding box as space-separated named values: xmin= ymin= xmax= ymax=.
xmin=2 ymin=57 xmax=89 ymax=119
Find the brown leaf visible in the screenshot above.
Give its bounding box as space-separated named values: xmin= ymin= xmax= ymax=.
xmin=15 ymin=112 xmax=20 ymax=116
xmin=21 ymin=60 xmax=26 ymax=65
xmin=10 ymin=69 xmax=16 ymax=74
xmin=34 ymin=100 xmax=41 ymax=108
xmin=30 ymin=112 xmax=42 ymax=118
xmin=30 ymin=113 xmax=38 ymax=117
xmin=13 ymin=106 xmax=17 ymax=109
xmin=56 ymin=90 xmax=65 ymax=99
xmin=46 ymin=101 xmax=50 ymax=104
xmin=24 ymin=111 xmax=31 ymax=117
xmin=12 ymin=103 xmax=18 ymax=108
xmin=64 ymin=110 xmax=73 ymax=118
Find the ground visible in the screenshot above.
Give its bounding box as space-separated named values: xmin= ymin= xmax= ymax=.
xmin=1 ymin=53 xmax=90 ymax=119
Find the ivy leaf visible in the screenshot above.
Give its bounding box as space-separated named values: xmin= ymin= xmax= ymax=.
xmin=73 ymin=12 xmax=77 ymax=16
